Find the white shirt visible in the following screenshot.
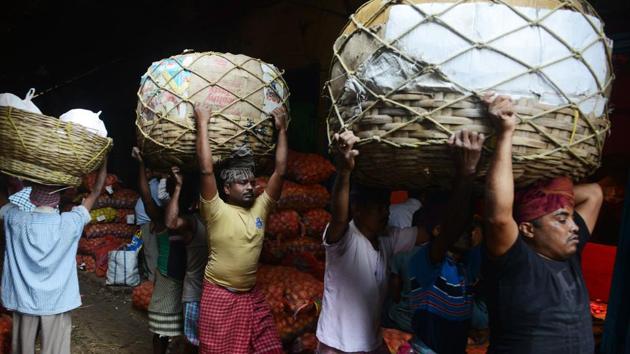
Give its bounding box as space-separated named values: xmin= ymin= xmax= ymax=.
xmin=316 ymin=221 xmax=417 ymax=352
xmin=388 ymin=198 xmax=422 ymax=228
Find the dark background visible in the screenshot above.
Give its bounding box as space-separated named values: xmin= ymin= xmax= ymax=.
xmin=1 ymin=0 xmax=370 ymax=182
xmin=1 ymin=0 xmax=629 ymax=243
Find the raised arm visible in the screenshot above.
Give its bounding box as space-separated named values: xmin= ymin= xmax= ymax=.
xmin=324 ymin=131 xmax=359 ymax=244
xmin=165 ymin=166 xmax=194 ymax=240
xmin=195 ymin=102 xmax=218 ymax=201
xmin=573 ymin=183 xmax=603 ymax=234
xmin=429 ymin=130 xmax=484 ymax=263
xmin=265 ymin=106 xmax=288 ymax=201
xmin=82 ymin=157 xmax=108 ymax=212
xmin=131 ymin=147 xmax=163 ymax=223
xmin=483 ymin=95 xmax=519 ymax=257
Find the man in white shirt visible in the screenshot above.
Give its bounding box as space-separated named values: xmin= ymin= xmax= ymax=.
xmin=388 ymin=191 xmax=421 ymax=229
xmin=316 ymin=131 xmax=430 ymax=354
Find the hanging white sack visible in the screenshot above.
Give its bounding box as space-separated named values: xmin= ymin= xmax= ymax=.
xmin=0 ymin=88 xmax=42 ymax=114
xmin=59 ymin=108 xmax=108 ymax=137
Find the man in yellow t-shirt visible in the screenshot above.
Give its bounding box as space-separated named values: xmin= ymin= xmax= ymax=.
xmin=194 ymin=101 xmax=288 ymax=354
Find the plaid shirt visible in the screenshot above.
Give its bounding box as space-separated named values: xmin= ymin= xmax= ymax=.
xmin=8 ymin=187 xmax=35 ymax=212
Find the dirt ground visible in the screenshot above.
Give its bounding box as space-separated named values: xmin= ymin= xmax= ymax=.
xmin=69 ymin=271 xmax=605 ymax=354
xmin=71 ymin=272 xmax=153 ymax=353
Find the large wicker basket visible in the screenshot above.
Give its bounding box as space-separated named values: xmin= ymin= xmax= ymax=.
xmin=0 ymin=106 xmax=113 ymax=186
xmin=326 ymin=0 xmax=613 ymax=189
xmin=136 ymin=51 xmax=290 ymax=171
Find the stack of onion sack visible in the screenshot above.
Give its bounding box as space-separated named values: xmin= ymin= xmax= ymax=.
xmin=75 ymin=172 xmax=139 ymax=277
xmin=289 ymin=329 xmax=412 ymax=354
xmin=257 ymin=266 xmax=324 ymax=343
xmin=0 ymin=314 xmax=11 ymax=354
xmin=131 ymin=281 xmax=154 ymax=312
xmin=291 ymin=332 xmax=318 ymax=354
xmin=257 ymin=151 xmax=333 ymax=280
xmin=289 ymin=328 xmax=413 ymax=354
xmin=382 ymin=328 xmax=413 ymax=354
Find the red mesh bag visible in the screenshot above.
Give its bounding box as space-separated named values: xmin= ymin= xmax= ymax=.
xmin=81 ymin=237 xmax=129 ymax=277
xmin=83 ymin=223 xmax=137 ymax=239
xmin=132 ymin=281 xmax=154 ymax=312
xmin=287 ymin=151 xmax=335 ymax=185
xmin=254 ymin=176 xmax=269 ymax=196
xmin=255 ymin=178 xmax=329 ymax=212
xmin=94 ymin=188 xmax=139 ymax=209
xmin=261 ymin=237 xmax=324 ymax=265
xmin=0 ymin=314 xmax=11 ymax=354
xmin=257 ymin=266 xmax=323 ymax=342
xmin=302 ymin=209 xmax=331 ymax=238
xmin=116 ymin=209 xmax=135 ymax=223
xmin=279 ymin=183 xmax=329 ymax=212
xmin=266 ymin=210 xmax=302 ymax=239
xmin=83 ymin=172 xmax=119 ymax=193
xmin=79 ymin=235 xmax=127 ymax=255
xmin=283 ymin=252 xmax=325 ymax=281
xmin=76 ymin=255 xmax=96 ymax=273
xmin=292 ymin=332 xmax=319 ymax=354
xmin=383 ymin=328 xmax=413 ymax=354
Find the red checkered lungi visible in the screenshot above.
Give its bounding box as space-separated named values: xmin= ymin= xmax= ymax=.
xmin=198 ymin=280 xmax=283 ymax=354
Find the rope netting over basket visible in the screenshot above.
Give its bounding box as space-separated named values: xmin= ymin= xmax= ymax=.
xmin=136 ymin=51 xmax=290 ymax=171
xmin=326 ymin=0 xmax=614 ymax=189
xmin=0 ymin=106 xmax=113 ymax=186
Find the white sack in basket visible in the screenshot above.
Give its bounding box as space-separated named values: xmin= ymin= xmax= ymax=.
xmin=0 ymin=88 xmax=42 ymax=114
xmin=59 ymin=109 xmax=108 ymax=137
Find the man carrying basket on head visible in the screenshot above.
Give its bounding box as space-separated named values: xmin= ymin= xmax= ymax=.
xmin=0 ymin=158 xmax=109 ymax=354
xmin=482 ymin=95 xmax=603 ymax=353
xmin=194 ymin=101 xmax=289 ymax=354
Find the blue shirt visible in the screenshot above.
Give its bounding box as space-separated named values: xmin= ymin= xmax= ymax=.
xmin=386 ymin=246 xmax=422 ymax=332
xmin=408 ymin=244 xmax=481 ymax=353
xmin=1 ymin=204 xmax=90 ymax=315
xmin=134 ymin=178 xmax=162 ymax=225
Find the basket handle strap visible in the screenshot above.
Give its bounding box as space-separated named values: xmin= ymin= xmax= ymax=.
xmin=5 ymin=107 xmax=29 ymax=152
xmin=64 ymin=123 xmax=80 ymax=160
xmin=568 ymin=108 xmax=579 ymax=146
xmin=25 ymin=88 xmax=36 ymax=101
xmin=83 ymin=139 xmax=112 ymax=169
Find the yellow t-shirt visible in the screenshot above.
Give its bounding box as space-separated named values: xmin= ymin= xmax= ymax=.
xmin=200 ymin=191 xmax=275 ymax=292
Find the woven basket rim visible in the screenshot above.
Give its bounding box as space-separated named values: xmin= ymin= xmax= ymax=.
xmin=0 ymin=105 xmax=112 ymax=144
xmin=0 ymin=105 xmax=113 ymax=186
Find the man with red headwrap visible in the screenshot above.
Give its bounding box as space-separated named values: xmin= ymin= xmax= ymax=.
xmin=481 ymin=95 xmax=603 ymax=354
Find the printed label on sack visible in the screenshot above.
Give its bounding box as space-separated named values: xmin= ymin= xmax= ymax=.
xmin=105 ymin=186 xmax=114 ymax=195
xmin=96 ymin=215 xmax=106 ymax=222
xmin=126 ymin=214 xmax=135 ymax=225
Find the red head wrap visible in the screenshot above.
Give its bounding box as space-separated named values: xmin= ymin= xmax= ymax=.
xmin=29 ymin=184 xmax=61 ymax=208
xmin=514 ymin=177 xmax=574 ymax=223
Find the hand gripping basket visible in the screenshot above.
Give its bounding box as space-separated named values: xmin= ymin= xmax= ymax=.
xmin=326 ymin=0 xmax=614 ymax=189
xmin=136 ymin=51 xmax=290 ymax=171
xmin=0 ymin=106 xmax=113 ymax=186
